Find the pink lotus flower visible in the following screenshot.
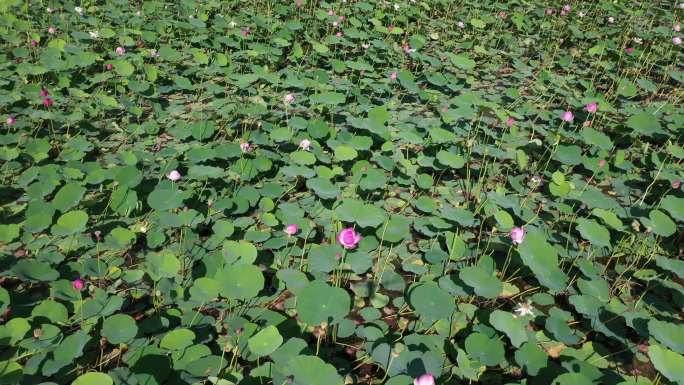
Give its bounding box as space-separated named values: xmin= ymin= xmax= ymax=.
xmin=506 ymin=117 xmax=515 ymax=127
xmin=72 ymin=278 xmax=85 ymax=291
xmin=299 ymin=139 xmax=311 ymax=150
xmin=674 ymin=23 xmax=681 ymax=32
xmin=599 ymin=159 xmax=606 ymax=167
xmin=284 ymin=94 xmax=295 ymax=104
xmin=626 ymin=47 xmax=634 ymax=54
xmin=240 ymin=142 xmax=252 ymax=152
xmin=285 ymin=224 xmax=298 ymax=236
xmin=48 ymin=27 xmax=56 ymax=34
xmin=337 ymin=228 xmax=362 ymax=249
xmin=673 ymin=37 xmax=682 ymax=45
xmin=390 ymin=71 xmax=398 ymax=80
xmin=40 ymin=88 xmax=49 ymax=97
xmin=339 ymin=15 xmax=345 ymax=21
xmin=387 ymin=24 xmax=394 ymax=32
xmin=42 ymin=97 xmax=54 ymax=107
xmin=546 ymin=8 xmax=556 ymax=15
xmin=327 ymin=9 xmax=334 ymax=16
xmin=562 ymin=4 xmax=571 ymax=12
xmin=561 ymin=111 xmax=574 ymax=122
xmin=115 ymin=46 xmax=126 ymax=55
xmin=241 ymin=28 xmax=250 ymax=37
xmin=336 ymin=31 xmax=343 ymax=37
xmin=150 ymin=49 xmax=159 ymax=57
xmin=105 ymin=63 xmax=113 ymax=71
xmin=295 ymin=0 xmax=302 ymax=8
xmin=510 ymin=227 xmax=525 ymax=245
xmin=6 ymin=116 xmax=16 ymax=126
xmin=672 ymin=179 xmax=681 ymax=189
xmin=585 ymin=103 xmax=598 ymax=113
xmin=498 ymin=11 xmax=507 ymax=19
xmin=167 ymin=170 xmax=181 ymax=181
xmin=414 ymin=374 xmax=435 ymax=385
xmin=403 ymin=44 xmax=416 ymax=54
xmin=333 ymin=21 xmax=339 ymax=27
xmin=30 ymin=39 xmax=38 ymax=47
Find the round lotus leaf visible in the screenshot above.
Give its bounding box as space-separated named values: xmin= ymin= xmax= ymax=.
xmin=552 ymin=372 xmax=592 ymax=385
xmin=160 ymin=328 xmax=195 ymax=351
xmin=12 ymin=259 xmax=59 ymax=282
xmin=335 ymin=199 xmax=387 ymax=228
xmin=247 ymin=325 xmax=283 ymax=357
xmin=189 ymin=277 xmax=220 ymax=302
xmin=72 ymin=372 xmax=113 ymax=385
xmin=144 ymin=251 xmax=180 ymax=281
xmin=517 ymin=232 xmax=568 ymax=292
xmin=489 ymin=310 xmax=529 ymax=347
xmin=465 ymin=332 xmax=505 ymax=366
xmin=459 ymin=266 xmax=502 ymax=299
xmin=101 ymin=314 xmax=138 ymax=344
xmin=648 ymin=210 xmax=676 ymax=237
xmin=648 ymin=320 xmax=684 ymax=354
xmin=52 ymin=210 xmax=88 ymax=235
xmin=219 ymin=264 xmax=264 ymax=300
xmin=296 ymin=281 xmax=350 ymax=325
xmin=52 ymin=183 xmax=86 ymax=212
xmin=575 ymin=218 xmax=611 ymax=248
xmin=514 ymin=342 xmax=547 ymax=376
xmin=648 ymin=344 xmax=684 ymax=384
xmin=408 ymin=282 xmax=455 ymax=322
xmin=31 ymin=300 xmax=68 ymax=324
xmin=222 ymin=240 xmax=257 ymax=265
xmin=283 ymin=355 xmax=344 ymax=385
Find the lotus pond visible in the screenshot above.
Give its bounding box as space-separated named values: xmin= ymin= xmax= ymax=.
xmin=1 ymin=1 xmax=684 ymax=385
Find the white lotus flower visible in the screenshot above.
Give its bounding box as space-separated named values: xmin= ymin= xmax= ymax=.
xmin=89 ymin=30 xmax=99 ymax=39
xmin=514 ymin=301 xmax=534 ymax=317
xmin=74 ymin=6 xmax=83 ymax=15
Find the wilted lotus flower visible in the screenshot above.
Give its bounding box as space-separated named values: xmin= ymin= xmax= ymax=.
xmin=105 ymin=63 xmax=113 ymax=70
xmin=46 ymin=7 xmax=53 ymax=13
xmin=74 ymin=6 xmax=83 ymax=15
xmin=413 ymin=374 xmax=435 ymax=385
xmin=390 ymin=71 xmax=398 ymax=80
xmin=387 ymin=24 xmax=394 ymax=32
xmin=337 ymin=228 xmax=362 ymax=249
xmin=506 ymin=117 xmax=516 ymax=127
xmin=167 ymin=170 xmax=181 ymax=181
xmin=673 ymin=37 xmax=682 ymax=45
xmin=498 ymin=11 xmax=507 ymax=18
xmin=333 ymin=21 xmax=339 ymax=27
xmin=240 ymin=142 xmax=252 ymax=152
xmin=241 ymin=27 xmax=250 ymax=37
xmin=457 ymin=21 xmax=465 ymax=28
xmin=115 ymin=46 xmax=126 ymax=55
xmin=150 ymin=49 xmax=159 ymax=57
xmin=30 ymin=39 xmax=38 ymax=47
xmin=40 ymin=88 xmax=49 ymax=97
xmin=510 ymin=227 xmax=525 ymax=245
xmin=72 ymin=278 xmax=85 ymax=291
xmin=674 ymin=23 xmax=681 ymax=32
xmin=285 ymin=224 xmax=298 ymax=236
xmin=299 ymin=139 xmax=311 ymax=150
xmin=672 ymin=179 xmax=681 ymax=189
xmin=546 ymin=8 xmax=556 ymax=15
xmin=89 ymin=30 xmax=99 ymax=39
xmin=607 ymin=16 xmax=615 ymax=24
xmin=42 ymin=97 xmax=54 ymax=107
xmin=514 ymin=301 xmax=534 ymax=317
xmin=284 ymin=94 xmax=295 ymax=104
xmin=562 ymin=4 xmax=571 ymax=12
xmin=585 ymin=102 xmax=598 ymax=113
xmin=48 ymin=26 xmax=56 ymax=34
xmin=626 ymin=47 xmax=634 ymax=54
xmin=561 ymin=111 xmax=574 ymax=122
xmin=295 ymin=0 xmax=302 ymax=7
xmin=6 ymin=116 xmax=16 ymax=126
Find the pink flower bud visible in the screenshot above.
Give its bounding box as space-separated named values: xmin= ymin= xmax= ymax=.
xmin=167 ymin=170 xmax=181 ymax=181
xmin=510 ymin=227 xmax=525 ymax=245
xmin=285 ymin=224 xmax=299 ymax=236
xmin=585 ymin=103 xmax=598 ymax=113
xmin=115 ymin=46 xmax=126 ymax=55
xmin=561 ymin=111 xmax=574 ymax=122
xmin=72 ymin=278 xmax=85 ymax=290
